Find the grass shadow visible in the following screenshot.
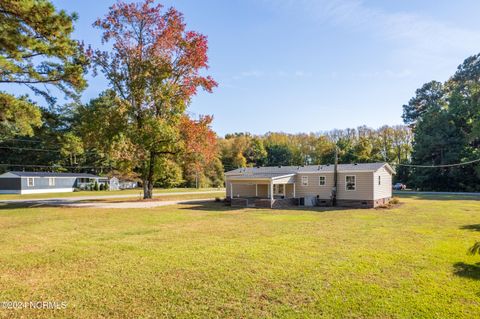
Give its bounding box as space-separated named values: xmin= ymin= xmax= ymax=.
xmin=396 ymin=193 xmax=480 ymax=201
xmin=0 ymin=202 xmax=47 ymax=210
xmin=460 ymin=224 xmax=480 ymax=232
xmin=453 ymin=262 xmax=480 ymax=280
xmin=179 ymin=201 xmax=241 ymax=212
xmin=179 ymin=201 xmax=368 ymax=213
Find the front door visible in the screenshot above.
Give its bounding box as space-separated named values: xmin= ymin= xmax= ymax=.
xmin=273 ymin=184 xmax=285 ymax=197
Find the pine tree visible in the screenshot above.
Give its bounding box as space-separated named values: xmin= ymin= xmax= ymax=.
xmin=0 ymin=0 xmax=88 ymax=137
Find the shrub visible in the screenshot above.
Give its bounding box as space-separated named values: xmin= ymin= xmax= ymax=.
xmin=390 ymin=197 xmax=400 ymax=205
xmin=93 ymin=181 xmax=99 ymax=191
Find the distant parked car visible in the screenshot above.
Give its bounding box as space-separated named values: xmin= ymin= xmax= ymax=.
xmin=393 ymin=183 xmax=406 ymax=190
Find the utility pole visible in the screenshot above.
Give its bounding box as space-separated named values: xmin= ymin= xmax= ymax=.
xmin=332 ymin=146 xmax=338 ymax=207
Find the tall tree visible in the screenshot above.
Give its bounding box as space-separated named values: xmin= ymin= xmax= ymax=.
xmin=403 ymin=53 xmax=480 ymax=191
xmin=402 ymin=81 xmax=445 ymax=126
xmin=244 ymin=137 xmax=267 ymax=166
xmin=179 ymin=115 xmax=219 ymax=188
xmin=92 ymin=0 xmax=216 ymax=198
xmin=0 ymin=0 xmax=88 ymax=137
xmin=266 ymin=144 xmax=293 ymax=166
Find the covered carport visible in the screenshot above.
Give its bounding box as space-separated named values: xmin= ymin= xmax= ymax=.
xmin=226 ymin=173 xmax=296 ymax=208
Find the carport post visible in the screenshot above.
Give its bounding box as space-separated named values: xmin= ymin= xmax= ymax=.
xmin=270 ymin=181 xmax=274 ymax=201
xmin=293 ymin=183 xmax=296 ymax=198
xmin=230 ymin=183 xmax=233 ymax=198
xmin=255 ymin=184 xmax=258 ymax=197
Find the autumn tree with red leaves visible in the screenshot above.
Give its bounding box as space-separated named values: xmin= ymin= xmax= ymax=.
xmin=92 ymin=0 xmax=217 ymax=198
xmin=179 ymin=115 xmax=219 ymax=188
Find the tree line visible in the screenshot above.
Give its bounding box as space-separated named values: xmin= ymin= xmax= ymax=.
xmin=0 ymin=0 xmax=479 ymax=195
xmin=218 ymin=126 xmax=412 ymax=174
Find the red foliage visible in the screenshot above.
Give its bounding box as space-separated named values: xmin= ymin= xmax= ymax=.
xmin=179 ymin=115 xmax=217 ymax=171
xmin=93 ymin=0 xmax=217 ymax=104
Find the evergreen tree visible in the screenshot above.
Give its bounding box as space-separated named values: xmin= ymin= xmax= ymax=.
xmin=0 ymin=0 xmax=88 ymax=137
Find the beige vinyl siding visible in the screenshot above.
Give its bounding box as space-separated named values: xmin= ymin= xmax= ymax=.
xmin=284 ymin=184 xmax=295 ymax=198
xmin=227 ymin=170 xmax=384 ymax=201
xmin=336 ymin=172 xmax=374 ymax=200
xmin=373 ymin=166 xmax=392 ymax=199
xmin=257 ymin=184 xmax=268 ymax=197
xmin=226 ymin=178 xmax=271 ymax=197
xmin=226 ymin=175 xmax=296 ymax=198
xmin=294 ymin=173 xmax=334 ymax=198
xmin=228 ymin=183 xmax=256 ymax=197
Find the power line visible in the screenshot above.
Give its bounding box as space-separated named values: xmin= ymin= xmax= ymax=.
xmin=0 ymin=146 xmax=99 ymax=154
xmin=392 ymin=158 xmax=480 ymax=168
xmin=1 ymin=138 xmax=43 ymax=143
xmin=0 ymin=146 xmax=61 ymax=152
xmin=0 ymin=163 xmax=110 ymax=169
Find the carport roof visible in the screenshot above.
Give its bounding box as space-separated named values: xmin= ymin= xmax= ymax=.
xmin=226 ymin=173 xmax=295 ymax=181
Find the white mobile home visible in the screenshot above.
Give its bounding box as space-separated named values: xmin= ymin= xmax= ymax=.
xmin=0 ymin=171 xmax=105 ymax=194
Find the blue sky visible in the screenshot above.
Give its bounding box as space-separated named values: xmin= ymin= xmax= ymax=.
xmin=12 ymin=1 xmax=480 ymax=136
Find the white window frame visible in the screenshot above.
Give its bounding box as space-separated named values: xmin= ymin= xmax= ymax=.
xmin=378 ymin=175 xmax=381 ymax=185
xmin=48 ymin=177 xmax=55 ymax=186
xmin=27 ymin=177 xmax=35 ymax=187
xmin=345 ymin=175 xmax=356 ymax=191
xmin=301 ymin=176 xmax=308 ymax=186
xmin=319 ymin=176 xmax=326 ymax=186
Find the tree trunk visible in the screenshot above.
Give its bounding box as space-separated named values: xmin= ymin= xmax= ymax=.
xmin=143 ymin=151 xmax=156 ymax=199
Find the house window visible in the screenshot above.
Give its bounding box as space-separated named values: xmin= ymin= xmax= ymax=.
xmin=346 ymin=175 xmax=356 ymax=191
xmin=27 ymin=177 xmax=34 ymax=187
xmin=48 ymin=177 xmax=55 ymax=186
xmin=378 ymin=176 xmax=381 ymax=185
xmin=273 ymin=184 xmax=284 ymax=195
xmin=319 ymin=176 xmax=326 ymax=186
xmin=301 ymin=176 xmax=308 ymax=186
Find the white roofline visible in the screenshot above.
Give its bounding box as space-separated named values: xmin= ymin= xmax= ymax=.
xmin=382 ymin=163 xmax=396 ymax=174
xmin=227 ymin=173 xmax=295 ymax=181
xmin=225 ymin=163 xmax=396 ymax=176
xmin=272 ymin=174 xmax=295 ymax=180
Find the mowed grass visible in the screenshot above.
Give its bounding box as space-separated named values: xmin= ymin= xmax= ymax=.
xmin=0 ymin=187 xmax=224 ymax=200
xmin=69 ymin=192 xmax=226 ymax=203
xmin=1 ymin=196 xmax=480 ymax=318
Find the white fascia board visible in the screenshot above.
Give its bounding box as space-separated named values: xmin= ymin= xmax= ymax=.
xmin=228 ymin=178 xmax=271 ymax=182
xmin=271 ymin=174 xmax=296 ymax=180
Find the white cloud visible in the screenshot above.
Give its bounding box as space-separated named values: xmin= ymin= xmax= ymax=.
xmin=262 ymin=0 xmax=480 ymax=72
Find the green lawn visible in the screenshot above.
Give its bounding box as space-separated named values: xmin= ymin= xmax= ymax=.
xmin=75 ymin=192 xmax=226 ymax=203
xmin=1 ymin=196 xmax=480 ymax=318
xmin=0 ymin=187 xmax=224 ymax=200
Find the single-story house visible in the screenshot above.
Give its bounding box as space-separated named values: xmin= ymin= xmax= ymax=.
xmin=225 ymin=162 xmax=394 ymax=208
xmin=0 ymin=171 xmax=105 ymax=194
